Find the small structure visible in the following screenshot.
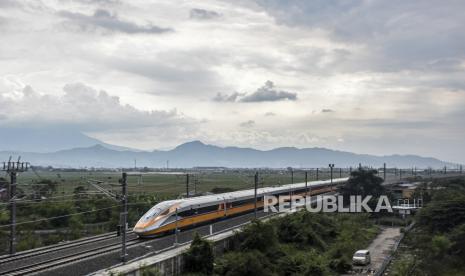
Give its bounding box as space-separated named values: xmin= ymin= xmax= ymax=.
xmin=390 ymin=182 xmax=421 ymax=200
xmin=390 ymin=182 xmax=423 ymax=217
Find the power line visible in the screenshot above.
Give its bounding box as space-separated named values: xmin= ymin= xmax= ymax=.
xmin=0 ymin=205 xmax=120 ymax=229
xmin=0 ymin=197 xmax=118 ymax=206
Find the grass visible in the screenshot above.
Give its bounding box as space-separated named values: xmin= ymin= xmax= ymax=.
xmin=13 ymin=169 xmax=346 ymax=198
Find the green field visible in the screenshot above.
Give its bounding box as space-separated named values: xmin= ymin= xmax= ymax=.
xmin=13 ymin=169 xmax=345 ymax=198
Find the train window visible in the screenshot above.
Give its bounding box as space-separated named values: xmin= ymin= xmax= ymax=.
xmin=197 ymin=204 xmax=220 ymax=214
xmin=179 ymin=209 xmax=197 ymax=217
xmin=161 ymin=215 xmax=177 ymax=226
xmin=234 ymin=199 xmax=253 ymax=206
xmin=142 ymin=206 xmax=169 ymax=221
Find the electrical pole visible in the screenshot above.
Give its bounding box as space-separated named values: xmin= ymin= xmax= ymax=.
xmin=305 ymin=171 xmax=308 ymax=206
xmin=316 ymin=168 xmax=319 ymax=181
xmin=339 ymin=168 xmax=342 ymax=178
xmin=2 ymin=158 xmax=28 ymax=255
xmin=383 ymin=163 xmax=386 ymax=180
xmin=194 ymin=178 xmax=198 ymax=196
xmin=186 ymin=173 xmax=189 ymax=198
xmin=120 ymin=172 xmax=128 ymax=262
xmin=9 ymin=171 xmax=16 ymax=256
xmin=174 ymin=208 xmax=179 ymax=245
xmin=329 ymin=164 xmax=335 ymax=184
xmin=290 ymin=168 xmax=294 ymax=211
xmin=254 ymin=172 xmax=258 ymax=219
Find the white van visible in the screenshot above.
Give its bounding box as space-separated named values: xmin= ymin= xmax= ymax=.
xmin=352 ymin=250 xmax=371 ymax=265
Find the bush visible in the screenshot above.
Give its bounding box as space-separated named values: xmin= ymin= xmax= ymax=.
xmin=275 ymin=211 xmax=334 ymax=249
xmin=214 ymin=250 xmax=275 ymax=276
xmin=183 ymin=233 xmax=214 ymax=274
xmin=17 ymin=231 xmax=42 ymax=251
xmin=140 ymin=265 xmax=161 ymax=276
xmin=329 ymin=257 xmax=351 ymax=274
xmin=237 ymin=219 xmax=277 ymax=253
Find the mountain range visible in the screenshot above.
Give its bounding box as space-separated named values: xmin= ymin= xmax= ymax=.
xmin=0 ymin=135 xmax=456 ymax=168
xmin=0 ymin=127 xmax=134 ymax=152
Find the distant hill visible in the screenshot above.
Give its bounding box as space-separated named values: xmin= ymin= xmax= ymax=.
xmin=0 ymin=127 xmax=134 ymax=152
xmin=0 ymin=140 xmax=456 ymax=169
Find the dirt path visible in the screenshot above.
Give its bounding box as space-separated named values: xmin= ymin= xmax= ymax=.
xmin=347 ymin=226 xmax=402 ymax=275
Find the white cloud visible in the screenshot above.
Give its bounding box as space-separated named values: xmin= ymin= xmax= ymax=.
xmin=0 ymin=81 xmax=194 ymax=131
xmin=58 ymin=8 xmax=173 ymax=34
xmin=0 ymin=0 xmax=464 ymax=162
xmin=214 ymin=81 xmax=297 ymax=102
xmin=189 ymin=8 xmax=221 ymax=20
xmin=239 ymin=120 xmax=255 ymax=128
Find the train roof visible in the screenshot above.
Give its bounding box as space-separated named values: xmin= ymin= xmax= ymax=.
xmin=171 ymin=177 xmax=349 ymax=211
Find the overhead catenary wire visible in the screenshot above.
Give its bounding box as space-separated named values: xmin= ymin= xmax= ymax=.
xmin=0 ymin=197 xmax=119 ymax=206
xmin=0 ymin=202 xmax=152 ymax=229
xmin=0 ymin=205 xmax=120 ymax=228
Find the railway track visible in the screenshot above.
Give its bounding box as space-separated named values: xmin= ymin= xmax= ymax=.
xmin=1 ymin=237 xmax=142 ymax=276
xmin=0 ymin=210 xmax=272 ymax=276
xmin=0 ymin=231 xmax=137 ymax=276
xmin=0 ymin=230 xmax=135 ymax=264
xmin=0 ymin=231 xmax=129 ymax=264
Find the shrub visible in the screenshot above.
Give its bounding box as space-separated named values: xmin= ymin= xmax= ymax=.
xmin=214 ymin=250 xmax=275 ymax=276
xmin=183 ymin=233 xmax=214 ymax=274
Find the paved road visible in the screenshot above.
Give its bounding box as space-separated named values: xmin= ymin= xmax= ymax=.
xmin=349 ymin=227 xmax=402 ymax=275
xmin=367 ymin=227 xmax=401 ymax=271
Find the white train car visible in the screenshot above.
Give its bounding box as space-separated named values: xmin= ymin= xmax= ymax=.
xmin=133 ymin=178 xmax=348 ymax=237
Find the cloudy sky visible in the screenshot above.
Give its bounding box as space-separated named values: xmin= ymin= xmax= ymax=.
xmin=1 ymin=0 xmax=464 ymax=163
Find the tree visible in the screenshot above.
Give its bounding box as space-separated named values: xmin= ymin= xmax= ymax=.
xmin=430 ymin=235 xmax=451 ymax=258
xmin=73 ymin=186 xmax=89 ymax=198
xmin=32 ymin=179 xmax=58 ymax=198
xmin=417 ymin=195 xmax=465 ymax=233
xmin=450 ymin=223 xmax=465 ymax=257
xmin=214 ymin=251 xmax=275 ymax=276
xmin=183 ymin=233 xmax=214 ymax=274
xmin=238 ymin=219 xmax=278 ymax=252
xmin=276 ymin=211 xmax=333 ymax=249
xmin=341 ymin=169 xmax=384 ymax=201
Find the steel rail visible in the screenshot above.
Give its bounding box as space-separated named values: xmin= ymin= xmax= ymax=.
xmin=1 ymin=237 xmax=142 ymax=276
xmin=0 ymin=231 xmax=132 ymax=264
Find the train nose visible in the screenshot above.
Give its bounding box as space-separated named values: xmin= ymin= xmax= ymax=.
xmin=133 ymin=221 xmax=146 ymax=234
xmin=133 ymin=226 xmax=146 ymax=236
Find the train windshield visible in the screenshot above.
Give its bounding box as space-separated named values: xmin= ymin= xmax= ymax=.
xmin=140 ymin=202 xmax=174 ymax=222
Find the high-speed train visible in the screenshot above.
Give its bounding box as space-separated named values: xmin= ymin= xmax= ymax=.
xmin=133 ymin=177 xmax=348 ymax=237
